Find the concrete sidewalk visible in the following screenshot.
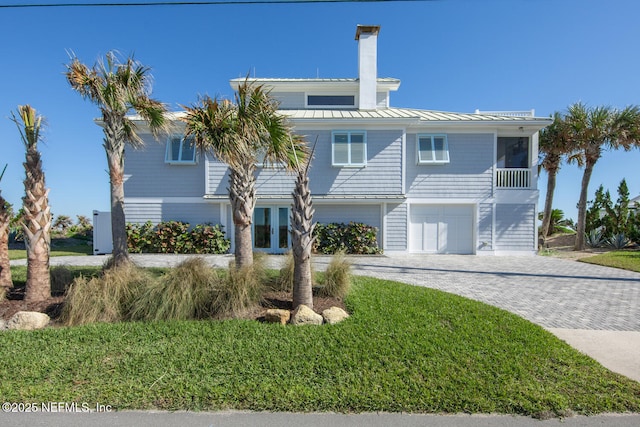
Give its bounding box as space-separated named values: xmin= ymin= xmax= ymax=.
xmin=2 ymin=411 xmax=640 ymax=427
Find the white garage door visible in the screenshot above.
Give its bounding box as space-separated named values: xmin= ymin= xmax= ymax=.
xmin=410 ymin=205 xmax=474 ymax=254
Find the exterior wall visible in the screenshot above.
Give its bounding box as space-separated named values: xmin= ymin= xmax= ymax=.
xmin=124 ymin=136 xmax=206 ymax=197
xmin=304 ymin=129 xmax=403 ymax=195
xmin=384 ymin=202 xmax=407 ymax=252
xmin=406 ymin=133 xmax=493 ymax=199
xmin=495 ymin=203 xmax=536 ymax=252
xmin=124 ymin=201 xmax=222 ymax=226
xmin=477 ymin=203 xmax=494 ymax=252
xmin=272 ymin=92 xmax=305 ymax=109
xmin=314 ymin=204 xmax=381 ymax=229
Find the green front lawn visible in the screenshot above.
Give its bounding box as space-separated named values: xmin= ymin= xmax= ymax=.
xmin=9 ymin=243 xmax=92 ymax=260
xmin=580 ymin=250 xmax=640 ymax=272
xmin=1 ymin=275 xmax=639 ymax=417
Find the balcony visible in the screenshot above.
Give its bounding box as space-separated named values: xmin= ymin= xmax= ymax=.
xmin=496 ymin=168 xmax=531 ymax=189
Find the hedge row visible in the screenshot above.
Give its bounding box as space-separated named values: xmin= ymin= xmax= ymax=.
xmin=126 ymin=221 xmax=230 ymax=254
xmin=313 ymin=222 xmax=382 ymax=255
xmin=126 ymin=220 xmax=381 ymax=255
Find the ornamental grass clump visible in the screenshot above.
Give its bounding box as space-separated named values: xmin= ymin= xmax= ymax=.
xmin=129 ymin=257 xmax=220 ymax=321
xmin=61 ymin=262 xmax=152 ymax=326
xmin=318 ymin=250 xmax=351 ymax=299
xmin=212 ymin=254 xmax=266 ymax=318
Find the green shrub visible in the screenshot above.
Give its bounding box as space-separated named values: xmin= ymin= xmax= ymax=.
xmin=126 ymin=221 xmax=230 ymax=254
xmin=318 ymin=251 xmax=351 ymax=299
xmin=61 ymin=263 xmax=153 ymax=326
xmin=314 ymin=222 xmax=381 ymax=254
xmin=212 ymin=255 xmax=265 ymax=318
xmin=129 ymin=257 xmax=220 ymax=321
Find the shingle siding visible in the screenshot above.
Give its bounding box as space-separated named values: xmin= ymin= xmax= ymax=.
xmin=406 ymin=133 xmax=493 ymax=198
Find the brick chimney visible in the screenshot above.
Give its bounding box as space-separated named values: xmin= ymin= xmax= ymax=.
xmin=355 ymin=25 xmax=380 ymax=110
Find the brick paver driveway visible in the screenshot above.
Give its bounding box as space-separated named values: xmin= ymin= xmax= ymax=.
xmin=315 ymin=254 xmax=640 ymax=331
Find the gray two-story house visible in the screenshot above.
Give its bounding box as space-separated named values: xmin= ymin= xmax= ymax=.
xmin=122 ymin=25 xmax=552 ymax=255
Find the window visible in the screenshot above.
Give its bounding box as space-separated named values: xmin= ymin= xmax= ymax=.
xmin=165 ymin=136 xmax=196 ymax=164
xmin=332 ymin=131 xmax=366 ymax=166
xmin=307 ymin=95 xmax=355 ymax=108
xmin=417 ymin=134 xmax=449 ymax=164
xmin=497 ymin=137 xmax=529 ymax=168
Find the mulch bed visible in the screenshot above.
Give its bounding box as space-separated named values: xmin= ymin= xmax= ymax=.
xmin=1 ymin=287 xmax=346 ymax=325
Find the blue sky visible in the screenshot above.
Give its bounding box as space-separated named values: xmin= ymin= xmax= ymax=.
xmin=1 ymin=0 xmax=639 ymax=224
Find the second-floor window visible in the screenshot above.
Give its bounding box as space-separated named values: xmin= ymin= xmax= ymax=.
xmin=497 ymin=137 xmax=529 ymax=168
xmin=332 ymin=131 xmax=366 ymax=166
xmin=165 ymin=135 xmax=196 ymax=164
xmin=417 ymin=134 xmax=449 ymax=164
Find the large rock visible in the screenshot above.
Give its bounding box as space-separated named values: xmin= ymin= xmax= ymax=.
xmin=322 ymin=306 xmax=350 ymax=325
xmin=265 ymin=309 xmax=290 ymax=325
xmin=0 ymin=319 xmax=6 ymax=331
xmin=6 ymin=311 xmax=50 ymax=331
xmin=290 ymin=304 xmax=323 ymax=326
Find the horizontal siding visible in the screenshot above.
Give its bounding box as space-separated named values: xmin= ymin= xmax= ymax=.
xmin=272 ymin=92 xmax=305 ymax=109
xmin=306 ymin=129 xmax=403 ymax=195
xmin=125 ymin=135 xmax=206 ymax=197
xmin=314 ymin=204 xmax=381 ymax=229
xmin=255 ymin=167 xmax=297 ymax=194
xmin=124 ymin=202 xmax=163 ymax=224
xmin=124 ymin=201 xmax=222 ymax=227
xmin=478 ymin=203 xmax=493 ymax=251
xmin=205 ymin=129 xmax=403 ymax=197
xmin=206 ymin=157 xmax=230 ymax=195
xmin=385 ymin=202 xmax=407 ymax=251
xmin=495 ymin=204 xmax=535 ymax=251
xmin=407 ymin=133 xmax=493 ymax=198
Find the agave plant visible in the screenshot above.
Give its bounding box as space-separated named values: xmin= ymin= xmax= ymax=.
xmin=607 ymin=233 xmax=631 ymax=250
xmin=585 ymin=229 xmax=605 ymax=249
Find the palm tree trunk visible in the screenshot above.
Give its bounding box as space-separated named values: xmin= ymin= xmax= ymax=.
xmin=229 ymin=166 xmax=256 ymax=268
xmin=22 ymin=185 xmax=51 ymax=302
xmin=104 ymin=118 xmax=130 ymax=267
xmin=0 ymin=201 xmax=12 ymax=298
xmin=575 ymin=161 xmax=595 ymax=251
xmin=22 ymin=144 xmax=51 ymax=303
xmin=540 ymin=162 xmax=559 ymax=242
xmin=291 ymin=170 xmax=315 ymax=310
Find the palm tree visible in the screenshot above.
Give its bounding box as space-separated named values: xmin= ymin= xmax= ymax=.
xmin=183 ymin=80 xmax=307 ymax=268
xmin=538 ymin=112 xmax=574 ymax=241
xmin=291 ymin=138 xmax=315 ymax=310
xmin=566 ymin=102 xmax=640 ymax=250
xmin=12 ymin=105 xmax=51 ymax=302
xmin=66 ymin=52 xmax=168 ymax=267
xmin=0 ymin=164 xmax=12 ymax=299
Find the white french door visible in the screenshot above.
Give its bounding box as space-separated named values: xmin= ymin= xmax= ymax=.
xmin=253 ymin=206 xmax=290 ymax=253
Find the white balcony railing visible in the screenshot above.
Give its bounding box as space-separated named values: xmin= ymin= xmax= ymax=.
xmin=496 ymin=168 xmax=531 ymax=189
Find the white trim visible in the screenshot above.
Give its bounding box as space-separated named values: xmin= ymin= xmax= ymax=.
xmin=416 ymin=134 xmax=450 ymax=164
xmin=331 ymin=130 xmax=367 ymax=167
xmin=381 ymin=203 xmax=387 ymax=251
xmin=305 ymin=93 xmax=357 ymax=109
xmin=401 ymin=129 xmax=406 ymax=194
xmin=165 ymin=135 xmax=197 ymax=165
